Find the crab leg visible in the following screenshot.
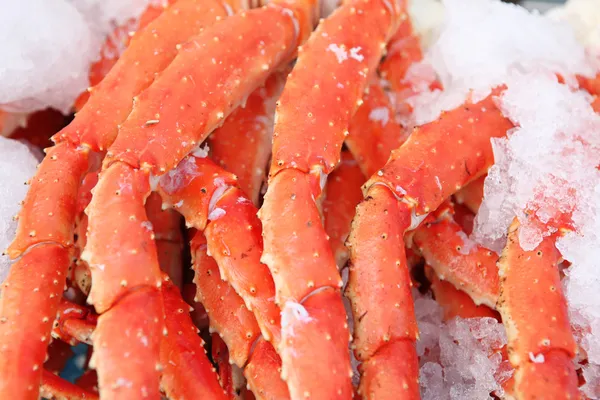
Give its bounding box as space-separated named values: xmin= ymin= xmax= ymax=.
xmin=159 ymin=275 xmax=228 ymax=400
xmin=411 ymin=205 xmax=500 ymax=309
xmin=497 ymin=220 xmax=578 ymax=398
xmin=55 ymin=0 xmax=238 ymax=151
xmin=425 ymin=266 xmax=498 ymax=321
xmin=157 ymin=155 xmax=280 ymax=344
xmin=211 ymin=333 xmax=236 ymax=397
xmin=323 ymin=151 xmax=365 ymax=267
xmin=73 ymin=1 xmax=174 ymax=111
xmin=40 ymin=370 xmax=99 ymax=400
xmin=190 ymin=232 xmax=289 ymax=399
xmin=346 ymin=94 xmax=513 ymax=397
xmin=209 ymin=72 xmax=286 ymax=205
xmin=258 ymin=1 xmax=404 ymax=397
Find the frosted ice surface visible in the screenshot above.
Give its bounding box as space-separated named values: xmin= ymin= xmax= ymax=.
xmin=0 ymin=0 xmax=155 ymax=114
xmin=0 ymin=137 xmax=41 ymax=284
xmin=548 ymin=0 xmax=600 ymax=64
xmin=405 ymin=0 xmax=594 ymax=125
xmin=414 ymin=291 xmax=511 ymax=399
xmin=473 ymin=72 xmax=600 ymax=250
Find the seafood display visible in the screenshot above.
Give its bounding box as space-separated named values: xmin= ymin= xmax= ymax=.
xmin=0 ymin=0 xmax=599 ymax=399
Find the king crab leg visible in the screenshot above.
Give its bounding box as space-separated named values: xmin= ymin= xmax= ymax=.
xmin=190 ymin=233 xmax=289 ymax=399
xmin=346 ymin=93 xmax=513 ymax=398
xmin=259 ymin=1 xmax=404 ymax=397
xmin=497 ymin=220 xmax=578 ymax=398
xmin=41 ymin=369 xmax=99 ymax=400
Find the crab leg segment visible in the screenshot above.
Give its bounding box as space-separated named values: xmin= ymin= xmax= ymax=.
xmin=190 ymin=233 xmax=261 ymax=367
xmin=260 ymin=1 xmax=402 ymax=397
xmin=411 ymin=209 xmax=500 ymax=308
xmin=0 ymin=245 xmax=71 ymax=399
xmin=378 ymin=1 xmax=424 ymax=95
xmin=323 ymin=152 xmax=365 ymax=267
xmin=497 ymin=220 xmax=578 ymax=398
xmin=209 ymin=72 xmax=286 ymax=204
xmin=190 ymin=233 xmax=289 ymax=399
xmin=158 ymin=155 xmax=280 ymax=344
xmin=346 ymin=185 xmax=419 ymax=398
xmin=54 ymin=0 xmax=236 ymax=151
xmin=81 ymin=162 xmax=163 ymax=399
xmin=160 ymin=276 xmax=228 ymax=400
xmin=41 ymin=369 xmax=99 ymax=400
xmin=425 ymin=266 xmax=498 ymax=321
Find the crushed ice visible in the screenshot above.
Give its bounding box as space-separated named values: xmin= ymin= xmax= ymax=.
xmin=0 ymin=137 xmax=41 ymax=283
xmin=0 ymin=0 xmax=157 ymax=113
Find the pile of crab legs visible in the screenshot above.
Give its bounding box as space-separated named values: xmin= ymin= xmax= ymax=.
xmin=1 ymin=0 xmax=600 ymax=399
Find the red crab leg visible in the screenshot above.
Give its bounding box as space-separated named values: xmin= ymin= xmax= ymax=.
xmin=497 ymin=219 xmax=578 ymax=398
xmin=209 ymin=72 xmax=286 ymax=204
xmin=55 ymin=0 xmax=237 ymax=151
xmin=157 ymin=155 xmax=280 ymax=345
xmin=425 ymin=266 xmax=498 ymax=321
xmin=260 ymin=1 xmax=403 ymax=397
xmin=40 ymin=370 xmax=99 ymax=400
xmin=73 ymin=1 xmax=174 ymax=111
xmin=323 ymin=151 xmax=365 ymax=267
xmin=146 ymin=192 xmax=184 ymax=288
xmin=73 ymin=172 xmax=99 ymax=295
xmin=160 ymin=276 xmax=228 ymax=400
xmin=345 ymin=80 xmax=407 ymax=177
xmin=411 ymin=206 xmax=500 ymax=309
xmin=190 ymin=232 xmax=290 ymax=399
xmin=346 ymin=94 xmax=513 ymax=397
xmin=190 ymin=232 xmax=261 ymax=367
xmin=0 ymin=244 xmax=72 ymax=398
xmin=82 ymin=164 xmax=163 ymax=399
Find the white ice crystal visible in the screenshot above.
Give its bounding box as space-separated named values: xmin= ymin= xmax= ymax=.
xmin=414 ymin=291 xmax=511 ymax=400
xmin=0 ymin=137 xmax=41 ymax=283
xmin=0 ymin=0 xmax=157 ymax=114
xmin=405 ymin=0 xmax=594 ymax=125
